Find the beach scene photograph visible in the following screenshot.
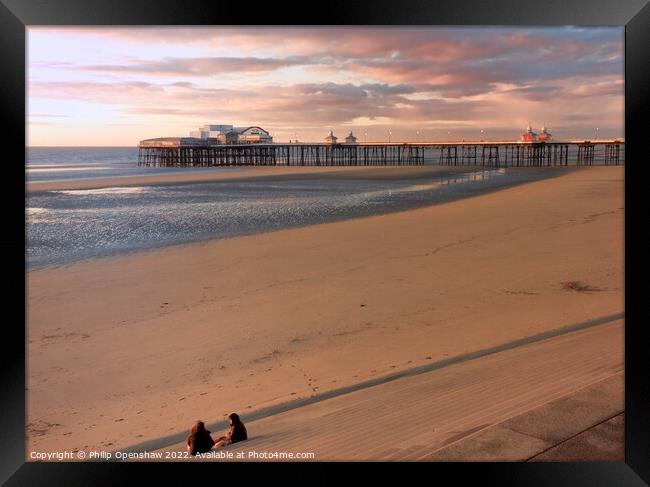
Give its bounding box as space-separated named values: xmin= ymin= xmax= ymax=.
xmin=26 ymin=26 xmax=624 ymax=462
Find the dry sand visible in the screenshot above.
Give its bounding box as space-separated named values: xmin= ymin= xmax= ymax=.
xmin=26 ymin=166 xmax=624 ymax=456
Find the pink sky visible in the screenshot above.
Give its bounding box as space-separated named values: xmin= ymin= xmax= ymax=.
xmin=27 ymin=27 xmax=624 ymax=146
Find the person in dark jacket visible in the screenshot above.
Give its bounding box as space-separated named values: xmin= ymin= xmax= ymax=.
xmin=186 ymin=421 xmax=215 ymax=456
xmin=214 ymin=413 xmax=248 ymax=448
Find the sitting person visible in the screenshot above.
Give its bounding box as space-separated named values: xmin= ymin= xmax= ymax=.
xmin=214 ymin=413 xmax=248 ymax=448
xmin=186 ymin=420 xmax=215 ymax=456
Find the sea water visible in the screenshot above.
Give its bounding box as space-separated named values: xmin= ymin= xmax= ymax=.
xmin=27 ymin=147 xmax=248 ymax=182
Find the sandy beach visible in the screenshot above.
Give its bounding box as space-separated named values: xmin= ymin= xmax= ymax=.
xmin=26 ymin=165 xmax=624 ymax=456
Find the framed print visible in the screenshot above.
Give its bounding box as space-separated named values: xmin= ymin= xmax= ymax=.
xmin=1 ymin=0 xmax=649 ymax=484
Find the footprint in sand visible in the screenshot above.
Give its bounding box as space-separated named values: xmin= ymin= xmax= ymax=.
xmin=561 ymin=281 xmax=602 ymax=292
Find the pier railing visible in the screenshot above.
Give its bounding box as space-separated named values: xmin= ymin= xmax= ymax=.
xmin=138 ymin=141 xmax=624 ymax=168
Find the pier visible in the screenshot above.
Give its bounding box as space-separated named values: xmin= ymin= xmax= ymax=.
xmin=138 ymin=140 xmax=624 ymax=168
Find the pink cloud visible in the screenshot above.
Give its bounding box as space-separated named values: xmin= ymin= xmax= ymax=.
xmin=79 ymin=56 xmax=315 ymax=76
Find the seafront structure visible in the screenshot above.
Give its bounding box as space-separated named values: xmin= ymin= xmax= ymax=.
xmin=521 ymin=125 xmax=539 ymax=142
xmin=324 ymin=131 xmax=338 ymax=144
xmin=138 ymin=139 xmax=623 ymax=168
xmin=138 ymin=122 xmax=622 ymax=167
xmin=538 ymin=126 xmax=552 ymax=142
xmin=188 ymin=123 xmax=273 ymax=144
xmin=325 ymin=130 xmax=357 ymax=144
xmin=189 ymin=124 xmax=234 ymax=139
xmin=520 ymin=125 xmax=552 ymax=143
xmin=345 ymin=132 xmax=358 ymax=145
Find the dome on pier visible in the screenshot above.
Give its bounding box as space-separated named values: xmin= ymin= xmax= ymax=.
xmin=345 ymin=131 xmax=358 ymax=144
xmin=520 ymin=124 xmax=538 ymax=142
xmin=538 ymin=126 xmax=552 ymax=142
xmin=324 ymin=130 xmax=338 ymax=144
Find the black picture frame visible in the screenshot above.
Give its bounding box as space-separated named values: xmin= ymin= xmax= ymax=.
xmin=2 ymin=0 xmax=648 ymax=484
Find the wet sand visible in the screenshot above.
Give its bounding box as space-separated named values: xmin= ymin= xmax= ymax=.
xmin=27 ymin=165 xmax=482 ymax=193
xmin=26 ymin=166 xmax=624 ymax=456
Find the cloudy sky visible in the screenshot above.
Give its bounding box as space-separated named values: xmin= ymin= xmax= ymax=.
xmin=27 ymin=26 xmax=623 ymax=146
